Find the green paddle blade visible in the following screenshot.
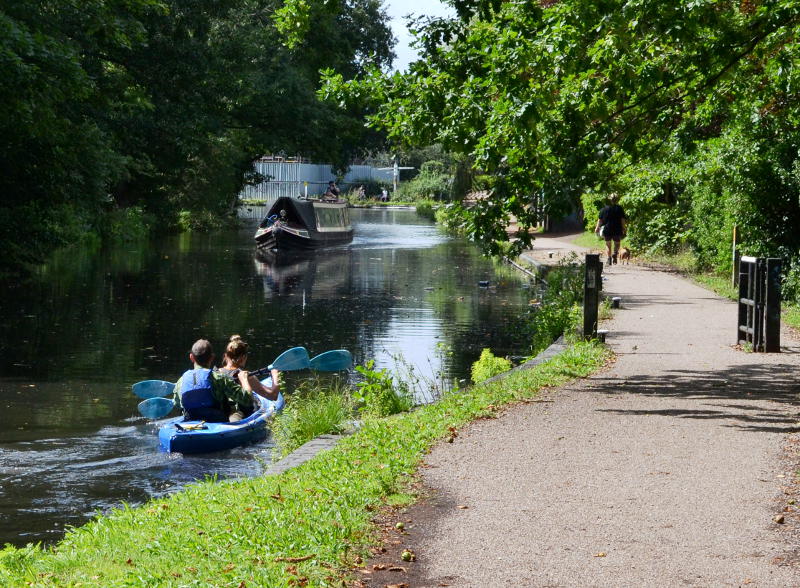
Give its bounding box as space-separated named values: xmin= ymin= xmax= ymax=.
xmin=138 ymin=397 xmax=175 ymax=419
xmin=132 ymin=380 xmax=175 ymax=399
xmin=269 ymin=346 xmax=310 ymax=371
xmin=309 ymin=349 xmax=352 ymax=371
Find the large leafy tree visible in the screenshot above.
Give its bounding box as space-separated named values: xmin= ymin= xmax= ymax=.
xmin=323 ymin=0 xmax=800 ymax=257
xmin=0 ymin=0 xmax=394 ymax=274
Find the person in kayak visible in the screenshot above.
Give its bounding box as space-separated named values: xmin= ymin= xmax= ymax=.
xmin=174 ymin=338 xmax=254 ymax=423
xmin=219 ymin=335 xmax=280 ymax=421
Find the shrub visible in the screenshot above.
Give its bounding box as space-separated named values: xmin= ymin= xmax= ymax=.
xmin=415 ymin=200 xmax=436 ymax=220
xmin=470 ymin=348 xmax=512 ymax=383
xmin=353 ymin=360 xmax=413 ymax=417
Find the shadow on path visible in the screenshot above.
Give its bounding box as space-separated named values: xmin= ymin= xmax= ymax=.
xmin=589 ymin=361 xmax=800 ymax=433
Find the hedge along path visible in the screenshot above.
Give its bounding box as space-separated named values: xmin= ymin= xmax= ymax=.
xmin=0 ymin=342 xmax=608 ymax=587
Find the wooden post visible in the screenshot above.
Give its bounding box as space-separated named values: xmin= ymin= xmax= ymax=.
xmin=731 ymin=225 xmax=740 ymax=288
xmin=736 ymin=260 xmax=748 ymax=346
xmin=583 ymin=254 xmax=601 ymax=339
xmin=765 ymin=257 xmax=782 ymax=352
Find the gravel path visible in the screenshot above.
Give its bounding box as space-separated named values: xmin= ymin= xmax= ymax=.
xmin=363 ymin=236 xmax=800 ymax=587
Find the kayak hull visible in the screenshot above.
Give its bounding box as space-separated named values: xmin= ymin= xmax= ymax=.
xmin=158 ymin=391 xmax=284 ymax=454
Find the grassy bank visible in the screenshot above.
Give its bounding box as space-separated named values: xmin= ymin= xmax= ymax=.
xmin=0 ymin=342 xmax=608 ymax=587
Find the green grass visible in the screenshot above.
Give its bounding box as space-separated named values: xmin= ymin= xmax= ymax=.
xmin=570 ymin=230 xmax=606 ymax=249
xmin=784 ymin=304 xmax=800 ymax=331
xmin=270 ymin=380 xmax=354 ymax=458
xmin=0 ymin=341 xmax=608 ymax=587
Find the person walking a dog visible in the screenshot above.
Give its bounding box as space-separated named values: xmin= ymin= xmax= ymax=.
xmin=594 ymin=192 xmax=628 ymax=265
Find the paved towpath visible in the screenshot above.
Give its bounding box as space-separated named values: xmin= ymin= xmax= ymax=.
xmin=364 ymin=234 xmax=800 ymax=587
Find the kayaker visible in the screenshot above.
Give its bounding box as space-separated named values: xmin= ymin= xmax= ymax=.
xmin=219 ymin=335 xmax=280 ymax=420
xmin=174 ymin=339 xmax=254 ymax=423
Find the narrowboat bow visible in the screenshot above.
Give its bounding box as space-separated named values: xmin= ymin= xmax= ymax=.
xmin=254 ymin=196 xmax=353 ymax=251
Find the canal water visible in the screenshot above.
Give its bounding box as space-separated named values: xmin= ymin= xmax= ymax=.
xmin=0 ymin=208 xmax=537 ymax=547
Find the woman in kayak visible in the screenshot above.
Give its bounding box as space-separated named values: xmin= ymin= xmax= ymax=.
xmin=219 ymin=335 xmax=281 ymax=421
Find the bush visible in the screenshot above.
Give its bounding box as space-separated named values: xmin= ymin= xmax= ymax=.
xmin=470 ymin=348 xmax=512 ymax=383
xmin=415 ymin=200 xmax=436 ymax=220
xmin=526 ymin=256 xmax=585 ymax=353
xmin=176 ymin=209 xmax=229 ymax=232
xmin=353 ymin=360 xmax=413 ymax=417
xmin=98 ymin=206 xmax=152 ymax=242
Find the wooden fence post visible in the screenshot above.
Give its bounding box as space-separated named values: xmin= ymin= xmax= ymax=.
xmin=583 ymin=254 xmax=601 ymax=339
xmin=765 ymin=258 xmax=781 ymax=352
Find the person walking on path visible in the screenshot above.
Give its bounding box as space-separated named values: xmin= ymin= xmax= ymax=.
xmin=595 ymin=192 xmax=628 ymax=265
xmin=365 ymin=233 xmax=800 ymax=587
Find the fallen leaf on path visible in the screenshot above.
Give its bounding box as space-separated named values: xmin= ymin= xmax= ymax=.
xmin=373 ymin=564 xmax=387 ymax=571
xmin=385 ymin=584 xmax=408 ymax=588
xmin=457 ymin=505 xmax=469 ymax=509
xmin=593 ymin=552 xmax=606 ymax=557
xmin=388 ymin=566 xmax=407 ymax=572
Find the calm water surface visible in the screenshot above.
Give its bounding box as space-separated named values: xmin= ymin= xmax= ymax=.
xmin=0 ymin=208 xmax=537 ymax=546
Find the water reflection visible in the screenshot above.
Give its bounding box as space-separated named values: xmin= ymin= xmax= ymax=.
xmin=0 ymin=208 xmax=536 ymax=546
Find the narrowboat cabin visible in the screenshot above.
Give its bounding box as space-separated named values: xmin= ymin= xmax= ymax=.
xmin=254 ymin=196 xmax=353 ymax=251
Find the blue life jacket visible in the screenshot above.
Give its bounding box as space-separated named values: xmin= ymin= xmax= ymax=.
xmin=179 ymin=368 xmax=216 ymax=409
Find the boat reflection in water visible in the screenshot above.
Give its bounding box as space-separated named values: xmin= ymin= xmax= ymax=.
xmin=254 ymin=196 xmax=353 ymax=251
xmin=253 ymin=247 xmax=353 ymax=300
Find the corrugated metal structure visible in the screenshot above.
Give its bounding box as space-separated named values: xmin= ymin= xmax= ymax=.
xmin=240 ymin=157 xmax=392 ymax=203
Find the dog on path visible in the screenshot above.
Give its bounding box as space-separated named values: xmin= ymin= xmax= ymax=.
xmin=619 ymin=247 xmax=631 ymax=264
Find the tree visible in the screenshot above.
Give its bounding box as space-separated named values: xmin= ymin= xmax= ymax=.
xmin=323 ymin=0 xmax=800 ymax=258
xmin=0 ymin=0 xmax=395 ymax=274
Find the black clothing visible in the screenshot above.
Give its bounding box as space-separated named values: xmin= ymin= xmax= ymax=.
xmin=599 ymin=204 xmax=627 ymax=240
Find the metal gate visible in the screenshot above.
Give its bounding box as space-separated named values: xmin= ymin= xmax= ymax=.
xmin=737 ymin=256 xmax=781 ymax=352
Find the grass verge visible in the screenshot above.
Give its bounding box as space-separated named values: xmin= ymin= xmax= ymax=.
xmin=0 ymin=341 xmax=608 ymax=587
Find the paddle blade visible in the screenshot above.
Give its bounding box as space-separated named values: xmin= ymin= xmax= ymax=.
xmin=132 ymin=380 xmax=175 ymax=399
xmin=309 ymin=349 xmax=353 ymax=371
xmin=138 ymin=397 xmax=175 ymax=419
xmin=270 ymin=346 xmax=310 ymax=371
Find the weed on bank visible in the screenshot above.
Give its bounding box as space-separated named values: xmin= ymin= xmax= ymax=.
xmin=0 ymin=342 xmax=607 ymax=587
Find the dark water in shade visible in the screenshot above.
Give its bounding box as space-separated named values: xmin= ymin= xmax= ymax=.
xmin=0 ymin=208 xmax=538 ymax=547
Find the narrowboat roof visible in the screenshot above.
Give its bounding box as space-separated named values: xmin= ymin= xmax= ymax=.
xmin=261 ymin=196 xmax=317 ymax=229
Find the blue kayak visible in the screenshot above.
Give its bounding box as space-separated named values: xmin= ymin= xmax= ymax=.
xmin=158 ymin=390 xmax=285 ymax=454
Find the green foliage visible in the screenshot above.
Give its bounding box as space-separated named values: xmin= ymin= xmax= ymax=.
xmin=175 ymin=210 xmax=231 ymax=233
xmin=434 ymin=202 xmax=470 ymax=236
xmin=98 ymin=207 xmax=152 ymax=243
xmin=353 ymin=360 xmax=413 ymax=417
xmin=526 ymin=256 xmax=585 ymax=353
xmin=470 ymin=348 xmax=512 ymax=383
xmin=1 ymin=0 xmax=395 ymax=273
xmin=324 ymin=1 xmax=800 ymax=283
xmin=415 ymin=200 xmax=437 ymax=221
xmin=398 ymin=160 xmax=453 ymax=200
xmin=270 ymin=378 xmax=354 ymax=458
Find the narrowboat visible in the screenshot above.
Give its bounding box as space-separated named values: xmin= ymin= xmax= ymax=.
xmin=254 ymin=196 xmax=353 ymax=250
xmin=158 ymin=390 xmax=284 ymax=454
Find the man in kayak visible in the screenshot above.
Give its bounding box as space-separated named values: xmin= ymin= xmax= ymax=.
xmin=173 ymin=339 xmax=254 ymax=422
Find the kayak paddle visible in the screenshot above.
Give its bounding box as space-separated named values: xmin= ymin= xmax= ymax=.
xmin=132 ymin=347 xmax=310 ymax=399
xmin=138 ymin=397 xmax=175 ymax=419
xmin=132 ymin=380 xmax=176 ymax=400
xmin=308 ymin=349 xmax=353 ymax=371
xmin=135 ymin=346 xmax=311 ymax=419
